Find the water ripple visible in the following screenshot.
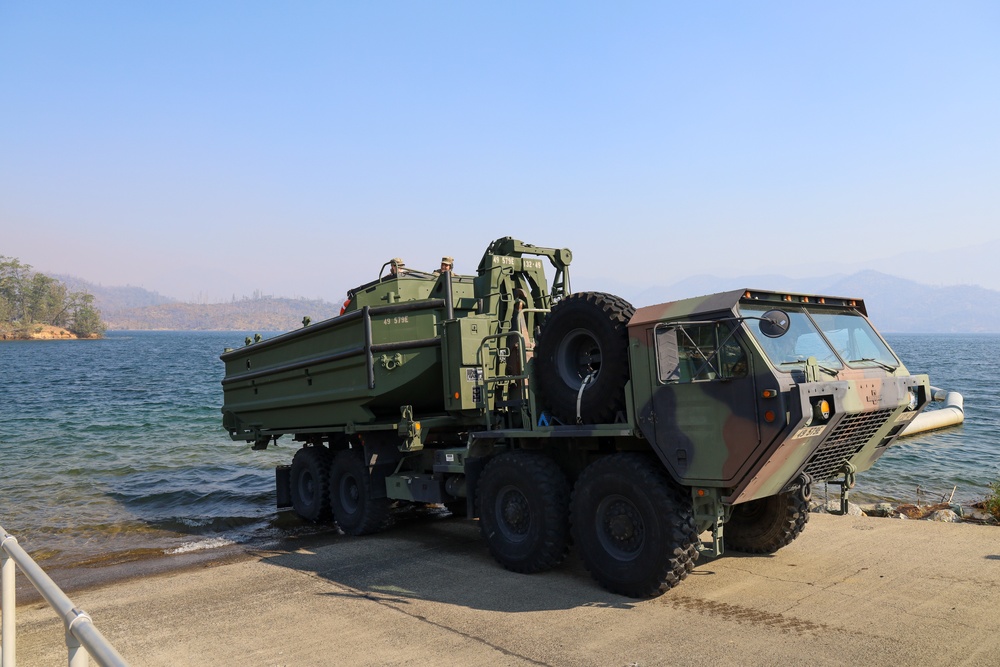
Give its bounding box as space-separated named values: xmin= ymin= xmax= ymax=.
xmin=1 ymin=331 xmax=997 ymax=567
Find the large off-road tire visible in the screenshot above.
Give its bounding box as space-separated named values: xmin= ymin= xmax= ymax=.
xmin=571 ymin=454 xmax=699 ymax=598
xmin=478 ymin=451 xmax=571 ymax=574
xmin=329 ymin=449 xmax=392 ymax=536
xmin=289 ymin=446 xmax=333 ymax=522
xmin=534 ymin=292 xmax=634 ymax=424
xmin=725 ymin=491 xmax=809 ymax=554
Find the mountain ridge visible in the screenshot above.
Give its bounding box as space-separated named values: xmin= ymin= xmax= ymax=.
xmin=632 ymin=269 xmax=998 ymax=333
xmin=62 ymin=270 xmax=999 ymax=334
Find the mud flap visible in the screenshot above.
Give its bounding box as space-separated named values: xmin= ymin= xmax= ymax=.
xmin=276 ymin=465 xmax=292 ymax=509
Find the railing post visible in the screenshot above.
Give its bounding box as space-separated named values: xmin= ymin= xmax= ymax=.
xmin=2 ymin=533 xmax=17 ymax=667
xmin=0 ymin=524 xmax=127 ymax=667
xmin=67 ymin=624 xmax=88 ymax=667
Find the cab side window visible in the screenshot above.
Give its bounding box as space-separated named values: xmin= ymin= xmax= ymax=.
xmin=655 ymin=323 xmax=748 ymax=384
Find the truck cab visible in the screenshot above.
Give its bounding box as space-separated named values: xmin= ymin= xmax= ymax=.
xmin=628 ymin=289 xmax=930 ymax=508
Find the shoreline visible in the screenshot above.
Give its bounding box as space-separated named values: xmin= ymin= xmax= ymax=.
xmin=13 ymin=525 xmax=343 ymax=605
xmin=0 ymin=323 xmax=101 ymax=340
xmin=16 ymin=499 xmax=998 ymax=608
xmin=12 ymin=512 xmax=1000 ymax=666
xmin=816 ymin=498 xmax=998 ymax=524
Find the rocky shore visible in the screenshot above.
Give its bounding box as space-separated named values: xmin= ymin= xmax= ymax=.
xmin=811 ymin=499 xmax=999 ymax=525
xmin=0 ymin=324 xmax=99 ymax=340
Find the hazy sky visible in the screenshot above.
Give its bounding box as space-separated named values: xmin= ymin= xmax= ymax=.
xmin=3 ymin=2 xmax=998 ymax=304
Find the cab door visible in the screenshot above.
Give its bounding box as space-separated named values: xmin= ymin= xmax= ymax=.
xmin=648 ymin=321 xmax=760 ymax=485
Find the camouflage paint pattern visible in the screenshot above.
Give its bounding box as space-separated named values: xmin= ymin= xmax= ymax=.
xmin=221 ymin=242 xmax=929 ymax=515
xmin=628 ymin=289 xmax=929 ymax=505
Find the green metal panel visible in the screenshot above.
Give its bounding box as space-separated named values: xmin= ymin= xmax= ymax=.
xmin=221 ymin=238 xmax=571 ymax=442
xmin=442 ymin=316 xmax=492 ymax=412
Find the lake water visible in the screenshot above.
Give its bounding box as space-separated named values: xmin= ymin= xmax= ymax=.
xmin=1 ymin=331 xmax=996 ymax=569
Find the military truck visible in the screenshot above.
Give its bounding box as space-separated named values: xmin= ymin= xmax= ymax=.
xmin=220 ymin=237 xmax=930 ymax=597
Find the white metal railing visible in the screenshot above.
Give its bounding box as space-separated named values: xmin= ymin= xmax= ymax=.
xmin=1 ymin=524 xmax=128 ymax=667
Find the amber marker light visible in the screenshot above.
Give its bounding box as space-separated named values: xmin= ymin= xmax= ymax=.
xmin=454 ymin=392 xmax=460 ymax=399
xmin=762 ymin=389 xmax=777 ymax=398
xmin=764 ymin=410 xmax=776 ymax=422
xmin=697 ymin=489 xmax=706 ymax=497
xmin=813 ymin=399 xmax=831 ymax=422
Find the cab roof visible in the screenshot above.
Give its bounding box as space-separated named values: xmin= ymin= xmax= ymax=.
xmin=628 ymin=288 xmax=867 ymax=328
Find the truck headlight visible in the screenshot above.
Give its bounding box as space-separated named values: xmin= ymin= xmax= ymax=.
xmin=812 ymin=398 xmax=832 ymax=423
xmin=907 ymin=388 xmax=919 ymax=411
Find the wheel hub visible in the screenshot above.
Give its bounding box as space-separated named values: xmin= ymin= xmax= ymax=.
xmin=596 ymin=495 xmax=644 ymax=560
xmin=557 ymin=329 xmax=603 ymax=388
xmin=496 ymin=485 xmax=530 ymax=542
xmin=299 ymin=473 xmax=315 ymax=499
xmin=609 ymin=513 xmax=634 ymax=540
xmin=340 ymin=475 xmax=360 ymax=513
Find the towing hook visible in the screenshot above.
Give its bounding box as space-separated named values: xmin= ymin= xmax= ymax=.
xmin=798 ymin=473 xmax=813 ymax=502
xmin=838 ymin=462 xmax=858 ymax=490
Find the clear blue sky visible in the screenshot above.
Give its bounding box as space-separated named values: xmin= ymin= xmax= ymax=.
xmin=2 ymin=2 xmax=998 ymax=303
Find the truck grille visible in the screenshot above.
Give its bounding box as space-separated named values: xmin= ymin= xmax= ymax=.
xmin=804 ymin=408 xmax=895 ymax=481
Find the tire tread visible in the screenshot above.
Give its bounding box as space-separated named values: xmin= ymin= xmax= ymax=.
xmin=725 ymin=492 xmax=809 ymax=554
xmin=478 ymin=451 xmax=571 ymax=574
xmin=571 ymin=453 xmax=699 ymax=598
xmin=535 ymin=292 xmax=634 ymax=424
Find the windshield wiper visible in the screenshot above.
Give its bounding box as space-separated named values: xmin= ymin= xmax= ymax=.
xmin=779 ymin=359 xmax=840 ymax=376
xmin=848 ymin=357 xmax=898 ymax=372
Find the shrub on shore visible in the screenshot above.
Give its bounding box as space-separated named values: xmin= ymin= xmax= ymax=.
xmin=984 ymin=481 xmax=1000 ymax=521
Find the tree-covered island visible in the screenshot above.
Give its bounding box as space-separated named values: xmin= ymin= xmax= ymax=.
xmin=0 ymin=255 xmax=106 ymax=340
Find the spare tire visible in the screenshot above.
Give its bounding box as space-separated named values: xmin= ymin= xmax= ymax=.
xmin=534 ymin=292 xmax=634 ymax=424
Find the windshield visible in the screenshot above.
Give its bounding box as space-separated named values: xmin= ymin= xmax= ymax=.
xmin=742 ymin=305 xmax=843 ymax=371
xmin=808 ymin=310 xmax=898 ymax=369
xmin=741 ymin=304 xmax=898 ymax=372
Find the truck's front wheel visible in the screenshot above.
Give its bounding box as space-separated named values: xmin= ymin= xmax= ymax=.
xmin=329 ymin=449 xmax=392 ymax=536
xmin=571 ymin=454 xmax=699 ymax=598
xmin=725 ymin=491 xmax=809 ymax=554
xmin=478 ymin=451 xmax=570 ymax=574
xmin=290 ymin=446 xmax=333 ymax=522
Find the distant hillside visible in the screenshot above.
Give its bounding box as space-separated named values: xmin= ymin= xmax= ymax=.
xmin=55 ymin=275 xmax=176 ymax=312
xmin=52 ymin=276 xmax=339 ymax=331
xmin=54 ymin=270 xmax=1000 ymax=333
xmin=824 ymin=271 xmax=1000 ymax=333
xmin=103 ymin=297 xmax=340 ymax=331
xmin=633 ymin=270 xmax=1000 ymax=333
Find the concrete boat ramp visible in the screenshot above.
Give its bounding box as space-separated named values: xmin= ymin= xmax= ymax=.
xmin=13 ymin=512 xmax=1000 ymax=666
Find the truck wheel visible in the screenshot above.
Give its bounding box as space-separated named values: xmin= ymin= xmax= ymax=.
xmin=571 ymin=453 xmax=699 ymax=598
xmin=534 ymin=292 xmax=634 ymax=424
xmin=725 ymin=491 xmax=809 ymax=554
xmin=329 ymin=449 xmax=392 ymax=536
xmin=289 ymin=446 xmax=333 ymax=522
xmin=478 ymin=451 xmax=570 ymax=574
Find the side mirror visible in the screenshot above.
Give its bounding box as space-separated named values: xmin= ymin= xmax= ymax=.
xmin=759 ymin=310 xmax=790 ymax=338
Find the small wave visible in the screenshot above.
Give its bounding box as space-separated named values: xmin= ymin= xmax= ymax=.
xmin=165 ymin=536 xmax=237 ymax=555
